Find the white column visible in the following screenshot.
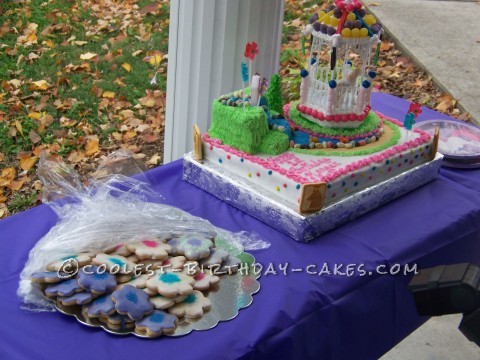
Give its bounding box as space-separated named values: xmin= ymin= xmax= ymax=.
xmin=164 ymin=0 xmax=285 ymax=163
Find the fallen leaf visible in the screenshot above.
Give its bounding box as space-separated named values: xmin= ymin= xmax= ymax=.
xmin=85 ymin=136 xmax=99 ymax=156
xmin=20 ymin=156 xmax=37 ymax=171
xmin=29 ymin=129 xmax=41 ymax=144
xmin=0 ymin=168 xmax=16 ymax=187
xmin=140 ymin=2 xmax=160 ymax=15
xmin=79 ymin=52 xmax=98 ymax=60
xmin=7 ymin=177 xmax=28 ymax=191
xmin=15 ymin=120 xmax=24 ymax=136
xmin=102 ymin=91 xmax=115 ymax=99
xmin=436 ymin=95 xmax=455 ymax=113
xmin=73 ymin=41 xmax=88 ymax=46
xmin=29 ymin=80 xmax=51 ymax=91
xmin=146 ymin=153 xmax=161 ymax=165
xmin=121 ymin=63 xmax=132 ymax=72
xmin=380 ymin=42 xmax=393 ymax=52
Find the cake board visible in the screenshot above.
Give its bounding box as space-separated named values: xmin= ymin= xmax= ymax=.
xmin=183 ymin=152 xmax=443 ymax=242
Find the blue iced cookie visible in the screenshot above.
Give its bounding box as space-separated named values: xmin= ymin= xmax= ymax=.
xmin=135 ymin=310 xmax=177 ymax=337
xmin=167 ymin=235 xmax=213 ymax=260
xmin=45 ymin=278 xmax=82 ymax=297
xmin=111 ymin=285 xmax=153 ymax=320
xmin=57 ymin=291 xmax=93 ymax=306
xmin=31 ymin=271 xmax=70 ymax=283
xmin=78 ymin=265 xmax=117 ymax=294
xmin=83 ymin=294 xmax=116 ymax=317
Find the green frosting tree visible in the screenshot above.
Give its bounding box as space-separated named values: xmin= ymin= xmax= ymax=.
xmin=266 ymin=74 xmax=283 ymax=115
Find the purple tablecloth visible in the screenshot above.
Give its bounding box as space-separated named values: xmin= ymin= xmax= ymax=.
xmin=1 ymin=93 xmax=480 ymax=360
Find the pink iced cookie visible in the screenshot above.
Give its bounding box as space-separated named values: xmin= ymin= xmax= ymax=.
xmin=146 ymin=270 xmax=195 ymax=298
xmin=150 ymin=294 xmax=187 ymax=310
xmin=92 ymin=254 xmax=137 ymax=275
xmin=168 ymin=290 xmax=212 ymax=319
xmin=126 ymin=240 xmax=171 ymax=260
xmin=108 ymin=244 xmax=133 ymax=257
xmin=193 ymin=272 xmax=220 ymax=291
xmin=160 ymin=256 xmax=187 ymax=271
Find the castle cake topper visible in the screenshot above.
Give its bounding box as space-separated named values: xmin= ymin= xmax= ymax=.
xmin=299 ymin=0 xmax=383 ymax=127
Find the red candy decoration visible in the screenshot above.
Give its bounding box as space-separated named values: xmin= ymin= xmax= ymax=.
xmin=312 ymin=110 xmax=319 ymax=118
xmin=326 ymin=115 xmax=333 ymax=121
xmin=300 ymin=105 xmax=307 ymax=113
xmin=306 ymin=107 xmax=313 ymax=115
xmin=349 ymin=114 xmax=356 ymax=121
xmin=227 ymin=155 xmax=231 ymax=160
xmin=283 ymin=183 xmax=287 ymax=188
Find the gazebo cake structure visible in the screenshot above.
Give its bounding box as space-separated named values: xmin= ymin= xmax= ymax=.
xmin=298 ymin=0 xmax=383 ymax=129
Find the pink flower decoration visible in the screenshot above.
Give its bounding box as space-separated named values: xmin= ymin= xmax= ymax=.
xmin=244 ymin=42 xmax=259 ymax=61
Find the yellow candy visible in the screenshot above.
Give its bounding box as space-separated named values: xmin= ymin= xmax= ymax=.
xmin=351 ymin=28 xmax=360 ymax=38
xmin=318 ymin=11 xmax=326 ymax=19
xmin=341 ymin=28 xmax=351 ymax=38
xmin=323 ymin=16 xmax=330 ymax=25
xmin=359 ymin=28 xmax=368 ymax=37
xmin=330 ymin=16 xmax=339 ymax=27
xmin=363 ymin=14 xmax=376 ymax=26
xmin=347 ymin=13 xmax=356 ymax=22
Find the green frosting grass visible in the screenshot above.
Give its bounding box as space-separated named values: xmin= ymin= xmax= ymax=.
xmin=289 ymin=101 xmax=381 ymax=137
xmin=259 ymin=131 xmax=290 ymax=155
xmin=209 ymin=100 xmax=268 ymax=154
xmin=290 ymin=120 xmax=401 ymax=156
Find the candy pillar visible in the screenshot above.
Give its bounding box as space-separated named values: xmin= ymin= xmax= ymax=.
xmin=365 ymin=70 xmax=376 ymax=106
xmin=300 ymin=69 xmax=310 ymax=105
xmin=356 ymin=80 xmax=371 ymax=114
xmin=326 ymin=80 xmax=337 ymax=115
xmin=250 ymin=75 xmax=260 ymax=106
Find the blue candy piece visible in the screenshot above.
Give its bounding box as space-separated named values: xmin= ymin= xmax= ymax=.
xmin=45 ymin=278 xmax=82 ymax=297
xmin=404 ymin=112 xmax=416 ymax=130
xmin=112 ymin=285 xmax=153 ymax=321
xmin=84 ymin=294 xmax=116 ymax=317
xmin=135 ymin=310 xmax=177 ymax=336
xmin=310 ymin=58 xmax=317 ymax=65
xmin=31 ymin=271 xmax=69 ymax=283
xmin=328 ymin=80 xmax=337 ymax=89
xmin=241 ymin=62 xmax=249 ymax=83
xmin=292 ymin=131 xmax=311 ymax=146
xmin=362 ymin=80 xmax=371 ymax=88
xmin=58 ymin=292 xmax=93 ymax=306
xmin=300 ymin=69 xmax=309 ymax=78
xmin=78 ymin=265 xmax=117 ymax=294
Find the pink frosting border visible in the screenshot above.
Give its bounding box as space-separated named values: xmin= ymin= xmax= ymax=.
xmin=203 ymin=111 xmax=432 ymax=184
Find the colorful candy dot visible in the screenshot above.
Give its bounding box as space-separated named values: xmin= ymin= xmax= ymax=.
xmin=344 ymin=188 xmax=349 ymax=193
xmin=332 ymin=193 xmax=336 ymax=198
xmin=415 ymin=155 xmax=419 ymax=159
xmin=296 ymin=184 xmax=301 ymax=190
xmin=398 ymin=163 xmax=402 ymax=168
xmin=327 ymin=184 xmax=331 ymax=189
xmin=227 ymin=155 xmax=231 ymax=160
xmin=386 ymin=160 xmax=390 ymax=165
xmin=209 ymin=146 xmax=213 ymax=151
xmin=354 ymin=181 xmax=358 ymax=186
xmin=368 ymin=176 xmax=373 ymax=180
xmin=240 ymin=158 xmax=244 ymax=162
xmin=268 ymin=170 xmax=273 ymax=175
xmin=388 ymin=167 xmax=392 ymax=172
xmin=404 ymin=158 xmax=408 ymax=163
xmin=218 ymin=158 xmax=222 ymax=163
xmin=372 ymin=166 xmax=376 ymax=171
xmin=247 ymin=172 xmax=251 ymax=177
xmin=275 ymin=186 xmax=280 ymax=191
xmin=283 ymin=184 xmax=287 ymax=188
xmin=256 ymin=172 xmax=260 ymax=177
xmin=342 ymin=181 xmax=346 ymax=187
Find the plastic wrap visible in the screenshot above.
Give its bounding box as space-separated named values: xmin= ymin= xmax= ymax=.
xmin=18 ymin=151 xmax=270 ymax=312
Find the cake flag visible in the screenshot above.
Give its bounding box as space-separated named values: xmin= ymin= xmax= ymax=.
xmin=241 ymin=62 xmax=249 ymax=109
xmin=404 ymin=102 xmax=422 ymax=139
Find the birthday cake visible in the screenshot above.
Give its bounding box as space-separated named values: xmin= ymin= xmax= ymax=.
xmin=188 ymin=0 xmax=439 ymax=215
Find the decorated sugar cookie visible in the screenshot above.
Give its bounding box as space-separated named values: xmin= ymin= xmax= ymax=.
xmin=77 ymin=265 xmax=117 ymax=294
xmin=200 ymin=248 xmax=230 ymax=269
xmin=57 ymin=291 xmax=93 ymax=306
xmin=116 ymin=274 xmax=133 ymax=283
xmin=111 ymin=285 xmax=153 ymax=320
xmin=83 ymin=294 xmax=116 ymax=317
xmin=116 ymin=274 xmax=149 ymax=290
xmin=31 ymin=271 xmax=70 ymax=283
xmin=143 ymin=287 xmax=158 ymax=296
xmin=146 ymin=270 xmax=195 ymax=298
xmin=92 ymin=254 xmax=136 ymax=275
xmin=108 ymin=244 xmax=132 ymax=257
xmin=168 ymin=235 xmax=214 ymax=260
xmin=46 ymin=254 xmax=91 ymax=272
xmin=150 ymin=294 xmax=187 ymax=310
xmin=169 ymin=290 xmax=212 ymax=319
xmin=45 ymin=278 xmax=82 ymax=298
xmin=126 ymin=240 xmax=171 ymax=260
xmin=127 ymin=254 xmax=140 ymax=263
xmin=135 ymin=310 xmax=177 ymax=337
xmin=193 ymin=272 xmax=220 ymax=291
xmin=181 ymin=261 xmax=200 ymax=276
xmin=160 ymin=256 xmax=187 ymax=271
xmin=99 ymin=313 xmax=135 ymax=331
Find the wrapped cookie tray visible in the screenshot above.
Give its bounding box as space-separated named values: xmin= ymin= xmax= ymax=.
xmin=18 ymin=151 xmax=268 ymax=338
